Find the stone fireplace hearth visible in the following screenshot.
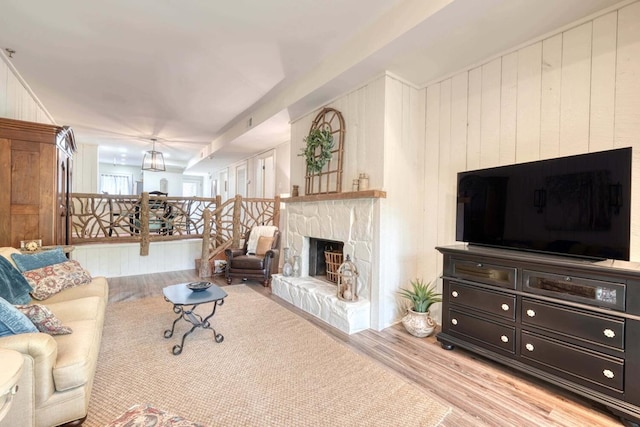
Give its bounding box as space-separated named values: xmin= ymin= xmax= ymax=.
xmin=272 ymin=191 xmax=384 ymax=334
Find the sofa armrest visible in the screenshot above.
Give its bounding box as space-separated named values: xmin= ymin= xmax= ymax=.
xmin=0 ymin=332 xmax=58 ymax=405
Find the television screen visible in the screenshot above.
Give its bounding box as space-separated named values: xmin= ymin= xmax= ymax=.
xmin=456 ymin=148 xmax=632 ymax=260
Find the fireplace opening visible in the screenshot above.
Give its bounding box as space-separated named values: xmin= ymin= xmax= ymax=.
xmin=309 ymin=238 xmax=344 ymax=282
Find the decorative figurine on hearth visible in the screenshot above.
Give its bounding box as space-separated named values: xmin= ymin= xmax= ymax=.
xmin=337 ymin=254 xmax=359 ymax=302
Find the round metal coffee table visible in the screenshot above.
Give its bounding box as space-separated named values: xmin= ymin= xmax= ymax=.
xmin=162 ymin=282 xmax=227 ymax=355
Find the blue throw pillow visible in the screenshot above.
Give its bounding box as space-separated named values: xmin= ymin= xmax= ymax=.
xmin=0 ymin=296 xmax=38 ymax=337
xmin=0 ymin=256 xmax=32 ymax=305
xmin=11 ymin=247 xmax=68 ymax=272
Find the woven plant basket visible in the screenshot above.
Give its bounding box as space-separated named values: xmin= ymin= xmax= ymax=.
xmin=324 ymin=251 xmax=343 ymax=283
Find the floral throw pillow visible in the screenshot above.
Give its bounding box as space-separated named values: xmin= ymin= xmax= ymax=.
xmin=15 ymin=304 xmax=72 ymax=335
xmin=23 ymin=260 xmax=92 ymax=300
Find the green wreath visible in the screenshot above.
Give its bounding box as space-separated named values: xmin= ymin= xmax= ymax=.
xmin=299 ymin=128 xmax=334 ymax=173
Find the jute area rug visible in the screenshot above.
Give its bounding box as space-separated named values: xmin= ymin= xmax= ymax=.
xmin=86 ymin=285 xmax=451 ymax=426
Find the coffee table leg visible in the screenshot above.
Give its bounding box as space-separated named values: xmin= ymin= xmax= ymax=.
xmin=163 ymin=304 xmax=183 ymax=339
xmin=165 ymin=300 xmax=225 ymax=355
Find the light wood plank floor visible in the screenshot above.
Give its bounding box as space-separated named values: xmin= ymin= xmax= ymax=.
xmin=106 ymin=270 xmax=624 ymax=426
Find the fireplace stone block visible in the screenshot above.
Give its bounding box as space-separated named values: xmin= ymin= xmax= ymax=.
xmin=272 ymin=275 xmax=370 ymax=334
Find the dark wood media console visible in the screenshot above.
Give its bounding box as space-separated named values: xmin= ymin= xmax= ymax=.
xmin=436 ymin=244 xmax=640 ymax=426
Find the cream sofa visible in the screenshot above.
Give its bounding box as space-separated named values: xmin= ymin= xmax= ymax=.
xmin=0 ymin=247 xmax=108 ymax=427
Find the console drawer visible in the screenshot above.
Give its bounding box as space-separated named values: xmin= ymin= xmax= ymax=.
xmin=450 ymin=282 xmax=515 ymax=320
xmin=522 ymin=298 xmax=624 ymax=351
xmin=523 ymin=270 xmax=625 ymax=311
xmin=452 ymin=258 xmax=516 ymax=289
xmin=449 ymin=309 xmax=515 ymax=353
xmin=521 ymin=331 xmax=624 ymax=392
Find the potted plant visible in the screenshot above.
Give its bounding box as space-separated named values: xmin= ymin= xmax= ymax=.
xmin=398 ymin=278 xmax=442 ymax=337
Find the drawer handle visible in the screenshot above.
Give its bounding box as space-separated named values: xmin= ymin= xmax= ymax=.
xmin=451 ymin=291 xmax=459 ymax=298
xmin=525 ymin=343 xmax=534 ymax=352
xmin=477 ymin=263 xmax=483 ymax=268
xmin=500 ymin=335 xmax=509 ymax=343
xmin=451 ymin=318 xmax=458 ymax=326
xmin=603 ymin=329 xmax=616 ymax=338
xmin=603 ymin=369 xmax=615 ymax=379
xmin=526 ymin=309 xmax=536 ymax=317
xmin=564 ymin=276 xmax=572 ymax=282
xmin=501 ymin=304 xmax=510 ymax=311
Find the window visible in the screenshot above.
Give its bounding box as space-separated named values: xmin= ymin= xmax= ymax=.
xmin=99 ymin=174 xmax=132 ymax=195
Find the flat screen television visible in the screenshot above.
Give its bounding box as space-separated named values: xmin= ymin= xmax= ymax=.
xmin=456 ymin=147 xmax=632 ymax=261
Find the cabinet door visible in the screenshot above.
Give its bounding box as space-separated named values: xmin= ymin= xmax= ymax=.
xmin=56 ymin=152 xmax=71 ymax=245
xmin=523 ymin=270 xmax=625 ymax=311
xmin=451 ymin=258 xmax=516 ymax=289
xmin=9 ymin=140 xmax=56 ymax=248
xmin=0 ymin=139 xmax=10 ymax=245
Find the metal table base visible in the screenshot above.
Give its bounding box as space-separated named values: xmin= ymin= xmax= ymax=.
xmin=162 ymin=283 xmax=227 ymax=355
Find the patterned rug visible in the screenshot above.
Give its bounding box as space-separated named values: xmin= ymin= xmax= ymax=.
xmin=87 ymin=285 xmax=451 ymax=426
xmin=106 ymin=404 xmax=204 ymax=427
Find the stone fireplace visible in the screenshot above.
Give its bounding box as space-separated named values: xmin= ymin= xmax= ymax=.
xmin=271 ymin=191 xmax=384 ymax=334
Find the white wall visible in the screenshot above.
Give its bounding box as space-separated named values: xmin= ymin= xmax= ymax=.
xmin=275 ymin=141 xmax=291 ymax=196
xmin=290 ymin=74 xmax=427 ymax=330
xmin=0 ymin=51 xmax=54 ymax=124
xmin=288 ymin=0 xmax=640 ymax=330
xmin=73 ymin=144 xmax=99 ymax=193
xmin=211 ymin=143 xmax=290 ymax=201
xmin=72 ymin=240 xmax=203 ymax=277
xmin=422 ymin=1 xmax=640 ymax=313
xmin=291 ymin=76 xmax=387 ymax=194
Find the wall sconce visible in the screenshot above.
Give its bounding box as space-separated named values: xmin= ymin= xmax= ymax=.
xmin=609 ymin=183 xmax=623 ymax=215
xmin=533 ymin=189 xmax=546 ymax=214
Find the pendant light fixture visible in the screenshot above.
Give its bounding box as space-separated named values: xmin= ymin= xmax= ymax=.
xmin=141 ymin=138 xmax=166 ymax=172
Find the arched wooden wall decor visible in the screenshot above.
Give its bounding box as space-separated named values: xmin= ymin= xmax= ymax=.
xmin=305 ymin=107 xmax=345 ymax=195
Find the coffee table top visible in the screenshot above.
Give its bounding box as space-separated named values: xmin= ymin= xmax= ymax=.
xmin=163 ymin=282 xmax=227 ymax=305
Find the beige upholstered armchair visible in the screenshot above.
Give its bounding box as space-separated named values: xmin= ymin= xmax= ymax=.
xmin=225 ymin=227 xmax=280 ymax=287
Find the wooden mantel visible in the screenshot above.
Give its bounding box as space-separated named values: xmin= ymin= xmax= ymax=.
xmin=283 ymin=189 xmax=386 ymax=203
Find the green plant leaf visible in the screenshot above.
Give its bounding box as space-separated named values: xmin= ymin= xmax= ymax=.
xmin=397 ymin=278 xmax=442 ymax=313
xmin=298 ymin=128 xmax=334 ymax=173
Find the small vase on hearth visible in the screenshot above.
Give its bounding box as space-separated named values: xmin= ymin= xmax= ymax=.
xmin=292 ymin=255 xmax=301 ymax=277
xmin=282 ymin=247 xmax=293 ymax=277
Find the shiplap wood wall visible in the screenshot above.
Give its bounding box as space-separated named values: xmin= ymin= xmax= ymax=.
xmin=291 ymin=75 xmax=428 ymax=330
xmin=291 ymin=0 xmax=640 ymax=329
xmin=425 ymin=1 xmax=640 ymax=277
xmin=0 ymin=54 xmax=54 ymax=124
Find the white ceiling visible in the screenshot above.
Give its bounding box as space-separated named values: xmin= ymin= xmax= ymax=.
xmin=0 ymin=0 xmax=622 ymax=173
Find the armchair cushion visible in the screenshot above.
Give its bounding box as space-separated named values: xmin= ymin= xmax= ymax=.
xmin=230 ymin=254 xmax=268 ymax=270
xmin=246 ymin=225 xmax=278 ymax=254
xmin=256 ymin=236 xmax=274 ymax=255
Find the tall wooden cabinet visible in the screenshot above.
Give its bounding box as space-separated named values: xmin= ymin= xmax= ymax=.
xmin=0 ymin=117 xmax=76 ymax=248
